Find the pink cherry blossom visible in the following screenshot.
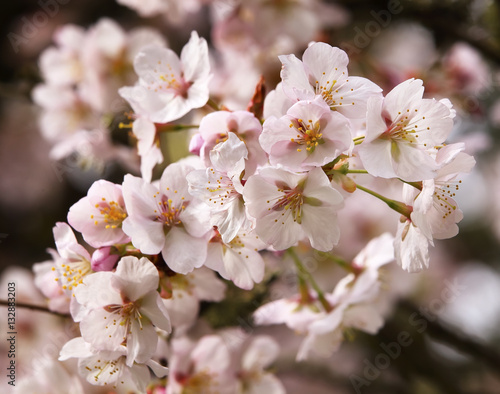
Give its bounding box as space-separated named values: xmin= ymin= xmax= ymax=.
xmin=119 ymin=31 xmax=210 ymax=123
xmin=122 ymin=162 xmax=212 ymax=274
xmin=260 ymin=96 xmax=352 ymax=171
xmin=91 ymin=246 xmax=119 ymax=272
xmin=187 ymin=132 xmax=251 ymax=243
xmin=243 ymin=167 xmax=344 ymax=251
xmin=197 ymin=110 xmax=266 ymax=178
xmin=279 ymin=42 xmax=382 ymax=119
xmin=68 ymin=179 xmax=129 ymax=248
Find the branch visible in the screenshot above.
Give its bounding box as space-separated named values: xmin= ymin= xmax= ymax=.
xmin=0 ymin=299 xmax=71 ymax=318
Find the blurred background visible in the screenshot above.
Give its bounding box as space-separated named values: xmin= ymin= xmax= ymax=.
xmin=1 ymin=0 xmax=500 ymax=393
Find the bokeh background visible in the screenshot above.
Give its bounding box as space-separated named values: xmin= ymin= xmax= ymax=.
xmin=1 ymin=1 xmax=500 ymax=393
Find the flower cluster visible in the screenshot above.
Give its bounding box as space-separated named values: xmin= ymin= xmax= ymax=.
xmin=29 ymin=20 xmax=475 ymax=394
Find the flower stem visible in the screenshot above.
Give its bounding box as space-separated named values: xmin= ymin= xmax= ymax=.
xmin=355 ymin=183 xmax=412 ymax=219
xmin=157 ymin=124 xmax=199 ymax=133
xmin=287 ymin=248 xmax=332 ymax=312
xmin=399 ymin=179 xmax=423 ymax=191
xmin=317 ymin=252 xmax=357 ymax=273
xmin=345 ymin=169 xmax=368 ymax=174
xmin=206 ymin=97 xmax=221 ymax=111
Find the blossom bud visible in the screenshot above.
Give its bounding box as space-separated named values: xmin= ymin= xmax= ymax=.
xmin=189 ymin=133 xmax=205 ymax=155
xmin=91 ymin=246 xmax=119 ymax=271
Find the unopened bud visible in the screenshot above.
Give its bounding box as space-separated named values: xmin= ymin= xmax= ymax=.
xmin=91 ymin=247 xmax=119 ymax=272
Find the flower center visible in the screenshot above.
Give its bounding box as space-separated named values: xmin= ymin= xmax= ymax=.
xmin=153 ymin=191 xmax=186 ymax=227
xmin=270 ymin=185 xmax=304 ymax=224
xmin=289 ymin=118 xmax=323 ymax=153
xmin=53 ymin=259 xmax=91 ymax=291
xmin=93 ymin=199 xmax=127 ymax=229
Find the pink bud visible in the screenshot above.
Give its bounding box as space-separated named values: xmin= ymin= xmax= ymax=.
xmin=188 ymin=133 xmax=205 ymax=155
xmin=91 ymin=247 xmax=119 ymax=271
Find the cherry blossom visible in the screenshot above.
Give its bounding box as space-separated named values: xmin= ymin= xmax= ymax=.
xmin=72 ymin=256 xmax=171 ymax=366
xmin=279 ymin=41 xmax=382 ymax=119
xmin=235 ymin=335 xmax=285 ymax=394
xmin=67 ymin=179 xmax=129 ymax=248
xmin=196 ymin=110 xmax=267 ymax=178
xmin=161 ymin=267 xmax=226 ymax=330
xmin=122 ymin=162 xmax=212 ymax=274
xmin=50 ymin=222 xmax=93 ymax=296
xmin=395 ymin=143 xmax=475 ymax=272
xmin=260 ymin=96 xmax=352 ymax=171
xmin=205 ymin=229 xmax=266 ymax=290
xmin=187 ymin=132 xmax=250 ymax=242
xmin=119 ymin=31 xmax=210 ymax=123
xmin=243 ymin=167 xmax=344 ymax=251
xmin=166 ymin=335 xmax=238 ymax=394
xmin=60 ymin=337 xmax=168 ymax=393
xmin=358 ymin=79 xmax=455 ymax=181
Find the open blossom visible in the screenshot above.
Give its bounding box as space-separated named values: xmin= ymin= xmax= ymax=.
xmin=13 ymin=357 xmax=84 ymax=394
xmin=79 ymin=18 xmax=167 ymax=113
xmin=243 ymin=167 xmax=344 ymax=251
xmin=119 ymin=31 xmax=210 ymax=123
xmin=122 ymin=162 xmax=212 ymax=274
xmin=260 ymin=96 xmax=352 ymax=171
xmin=51 ymin=222 xmax=93 ymax=295
xmin=187 ymin=132 xmax=251 ymax=243
xmin=234 ymin=335 xmax=285 ymax=394
xmin=166 ymin=335 xmax=238 ymax=394
xmin=67 ymin=179 xmax=129 ymax=248
xmin=279 ymin=42 xmax=382 ymax=119
xmin=396 ymin=143 xmax=475 ymax=272
xmin=358 ymin=78 xmax=455 ymax=181
xmin=72 ymin=256 xmax=171 ymax=366
xmin=38 ymin=24 xmax=85 ymax=86
xmin=161 ymin=267 xmax=226 ymax=331
xmin=31 ymin=84 xmax=99 ymax=143
xmin=196 ymin=110 xmax=267 ymax=178
xmin=255 ymin=233 xmax=394 ymax=360
xmin=205 ymin=229 xmax=266 ymax=290
xmin=60 ymin=337 xmax=168 ymax=393
xmin=411 ymin=143 xmax=475 ymax=239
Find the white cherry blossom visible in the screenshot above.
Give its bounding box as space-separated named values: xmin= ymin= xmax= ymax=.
xmin=358 ymin=79 xmax=455 ymax=181
xmin=187 ymin=132 xmax=250 ymax=243
xmin=243 ymin=167 xmax=344 ymax=251
xmin=119 ymin=31 xmax=210 ymax=123
xmin=60 ymin=337 xmax=168 ymax=393
xmin=72 ymin=256 xmax=171 ymax=366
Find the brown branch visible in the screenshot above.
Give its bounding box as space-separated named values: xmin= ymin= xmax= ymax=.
xmin=0 ymin=299 xmax=71 ymax=318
